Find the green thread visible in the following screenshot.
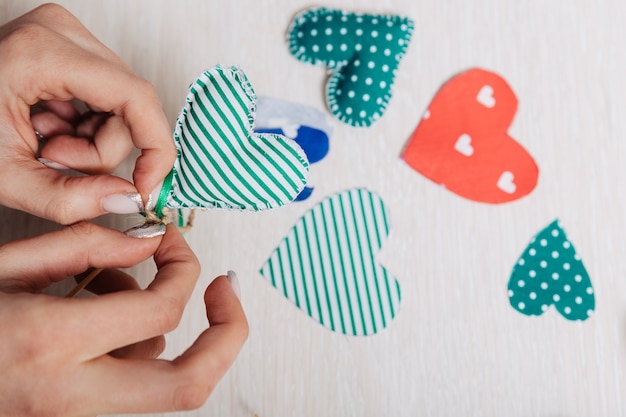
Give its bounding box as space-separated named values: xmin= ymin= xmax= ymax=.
xmin=154 ymin=169 xmax=174 ymax=218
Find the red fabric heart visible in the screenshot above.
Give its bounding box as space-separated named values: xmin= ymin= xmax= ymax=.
xmin=402 ymin=68 xmax=538 ymax=204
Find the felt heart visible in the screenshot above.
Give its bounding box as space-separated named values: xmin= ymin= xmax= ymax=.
xmin=260 ymin=188 xmax=401 ymax=336
xmin=154 ymin=66 xmax=309 ymax=215
xmin=287 ymin=7 xmax=414 ymax=127
xmin=255 ymin=97 xmax=332 ymax=201
xmin=402 ymin=68 xmax=538 ymax=204
xmin=508 ymin=220 xmax=595 ymax=321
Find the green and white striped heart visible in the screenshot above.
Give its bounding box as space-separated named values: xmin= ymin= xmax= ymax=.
xmin=260 ymin=188 xmax=401 ymax=336
xmin=154 ymin=65 xmax=309 ymax=216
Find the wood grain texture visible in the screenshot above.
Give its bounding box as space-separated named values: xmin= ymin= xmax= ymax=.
xmin=0 ymin=0 xmax=625 ymax=416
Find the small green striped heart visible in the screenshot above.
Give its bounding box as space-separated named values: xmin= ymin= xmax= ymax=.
xmin=260 ymin=188 xmax=401 ymax=336
xmin=508 ymin=220 xmax=595 ymax=321
xmin=155 ymin=65 xmax=309 ymax=215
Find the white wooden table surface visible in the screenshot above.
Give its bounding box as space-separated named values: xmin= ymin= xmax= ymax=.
xmin=1 ymin=0 xmax=625 ymax=416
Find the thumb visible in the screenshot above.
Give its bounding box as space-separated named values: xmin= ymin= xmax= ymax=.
xmin=0 ymin=157 xmax=141 ymax=224
xmin=0 ymin=222 xmax=162 ymax=292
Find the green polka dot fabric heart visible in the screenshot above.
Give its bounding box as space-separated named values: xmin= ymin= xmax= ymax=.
xmin=260 ymin=188 xmax=401 ymax=336
xmin=288 ymin=7 xmax=414 ymax=127
xmin=153 ymin=65 xmax=309 ymax=216
xmin=508 ymin=220 xmax=595 ymax=321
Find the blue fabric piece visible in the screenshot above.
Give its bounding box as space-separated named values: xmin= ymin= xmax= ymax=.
xmin=255 ymin=97 xmax=333 ymax=202
xmin=255 ymin=126 xmax=329 ymax=163
xmin=294 ymin=186 xmax=315 ymax=201
xmin=256 ymin=126 xmax=329 ymax=201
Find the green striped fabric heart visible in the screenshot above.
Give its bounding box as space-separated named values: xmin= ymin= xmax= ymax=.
xmin=154 ymin=65 xmax=309 ymax=215
xmin=260 ymin=188 xmax=401 ymax=336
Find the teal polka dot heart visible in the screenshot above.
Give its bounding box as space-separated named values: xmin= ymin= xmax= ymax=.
xmin=288 ymin=7 xmax=413 ymax=127
xmin=508 ymin=220 xmax=595 ymax=321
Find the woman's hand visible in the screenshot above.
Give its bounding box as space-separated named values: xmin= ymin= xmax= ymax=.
xmin=0 ymin=224 xmax=248 ymax=416
xmin=0 ymin=3 xmax=176 ymax=223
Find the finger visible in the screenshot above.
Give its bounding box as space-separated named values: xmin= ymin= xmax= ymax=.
xmin=5 ymin=9 xmax=176 ymax=199
xmin=76 ymin=267 xmax=141 ymax=295
xmin=40 ymin=115 xmax=134 ymax=174
xmin=0 ymin=151 xmax=142 ymax=224
xmin=30 ymin=111 xmax=75 ymax=138
xmin=42 ymin=99 xmax=81 ymax=122
xmin=20 ymin=4 xmax=130 ymax=69
xmin=174 ymin=275 xmax=248 ymax=373
xmin=75 ymin=112 xmax=109 ymax=138
xmin=78 ymin=268 xmax=166 ymax=360
xmin=0 ymin=222 xmax=161 ymax=291
xmin=55 ymin=226 xmax=200 ymax=357
xmin=43 ymin=57 xmax=175 ymax=198
xmin=85 ymin=276 xmax=247 ymax=414
xmin=109 ymin=334 xmax=166 ymax=360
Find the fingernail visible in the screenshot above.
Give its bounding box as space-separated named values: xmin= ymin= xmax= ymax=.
xmin=38 ymin=158 xmax=69 ymax=171
xmin=227 ymin=270 xmax=241 ymax=300
xmin=124 ymin=222 xmax=166 ymax=238
xmin=102 ymin=193 xmax=144 ymax=214
xmin=34 ymin=131 xmax=45 ymax=144
xmin=145 ymin=181 xmax=164 ymax=212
